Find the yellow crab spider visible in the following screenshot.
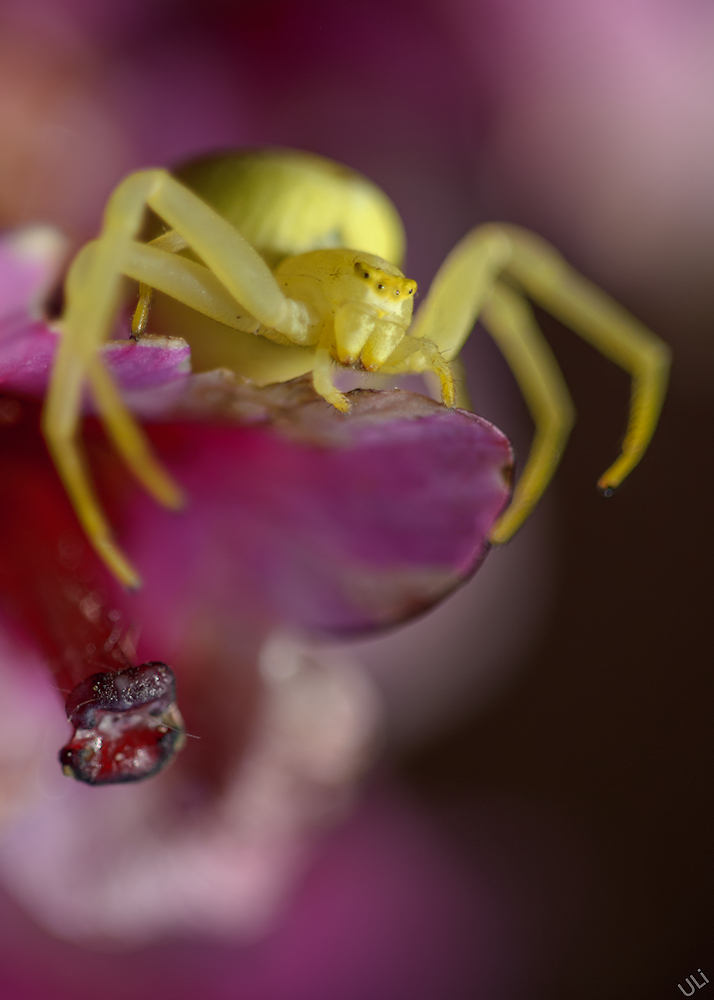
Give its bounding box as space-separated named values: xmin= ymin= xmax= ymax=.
xmin=43 ymin=148 xmax=671 ymax=589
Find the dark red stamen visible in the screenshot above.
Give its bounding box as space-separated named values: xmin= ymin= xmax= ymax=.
xmin=59 ymin=661 xmax=185 ymax=784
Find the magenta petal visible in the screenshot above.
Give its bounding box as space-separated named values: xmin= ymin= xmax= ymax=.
xmin=0 ymin=324 xmax=191 ymax=401
xmin=100 ymin=338 xmax=191 ymax=388
xmin=0 ymin=228 xmax=66 ymax=327
xmin=0 ymin=322 xmax=61 ymax=396
xmin=121 ymin=387 xmax=513 ymax=647
xmin=0 ymin=227 xmax=69 ymax=395
xmin=0 ymin=228 xmax=191 ymax=401
xmin=0 ymin=226 xmax=513 ymax=643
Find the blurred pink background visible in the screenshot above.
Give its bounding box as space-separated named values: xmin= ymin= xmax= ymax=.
xmin=0 ymin=0 xmax=711 ymax=996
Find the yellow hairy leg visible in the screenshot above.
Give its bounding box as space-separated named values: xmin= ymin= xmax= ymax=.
xmin=378 ymin=334 xmax=457 ymax=407
xmin=498 ymin=225 xmax=671 ymax=492
xmin=44 ymin=178 xmax=185 ymax=588
xmin=409 ymin=223 xmax=671 ymax=543
xmin=132 ymin=230 xmax=189 ymax=336
xmin=313 ymin=326 xmax=350 ymax=413
xmin=481 ymin=283 xmax=575 ymax=541
xmin=45 ymin=169 xmax=313 ymax=587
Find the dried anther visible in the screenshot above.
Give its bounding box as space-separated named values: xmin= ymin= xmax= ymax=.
xmin=59 ymin=661 xmax=185 ymax=785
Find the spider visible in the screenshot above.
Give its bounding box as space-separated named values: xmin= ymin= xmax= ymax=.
xmin=43 ymin=148 xmax=671 ymax=589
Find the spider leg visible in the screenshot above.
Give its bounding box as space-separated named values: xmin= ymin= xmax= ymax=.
xmin=499 ymin=225 xmax=671 ymax=492
xmin=381 ymin=335 xmax=456 ymax=406
xmin=313 ymin=326 xmax=350 ymax=412
xmin=411 ymin=223 xmax=670 ymax=540
xmin=123 ymin=242 xmax=266 ymax=335
xmin=77 ymin=241 xmax=276 ymax=525
xmin=85 ymin=350 xmax=183 ymax=501
xmin=138 ymin=170 xmax=313 ymax=342
xmin=43 ymin=321 xmax=143 ymax=588
xmin=44 ymin=175 xmax=184 ymax=587
xmin=481 ymin=281 xmax=575 ymax=542
xmin=409 ymin=226 xmax=513 ymax=357
xmin=388 ymin=283 xmax=574 ymax=540
xmin=417 ymin=358 xmax=471 ymax=410
xmin=131 ymin=230 xmax=189 ymax=337
xmin=45 ymin=169 xmax=317 ymax=586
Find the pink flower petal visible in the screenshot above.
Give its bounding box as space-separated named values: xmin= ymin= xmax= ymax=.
xmin=0 ymin=225 xmax=513 ymax=649
xmin=0 ymin=222 xmax=513 ymax=945
xmin=117 ymin=384 xmax=513 ymax=648
xmin=0 ymin=638 xmax=382 ymax=945
xmin=0 ymin=228 xmax=66 ymax=327
xmin=0 ymin=320 xmax=191 ymax=402
xmin=0 ymin=228 xmax=191 ymax=402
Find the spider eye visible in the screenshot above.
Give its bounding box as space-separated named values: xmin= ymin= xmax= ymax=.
xmin=363 ymin=272 xmax=370 ymax=279
xmin=377 ymin=284 xmax=384 ymax=290
xmin=395 ymin=289 xmax=400 ymax=296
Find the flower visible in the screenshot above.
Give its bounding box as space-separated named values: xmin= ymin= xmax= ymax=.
xmin=0 ymin=225 xmax=513 ymax=945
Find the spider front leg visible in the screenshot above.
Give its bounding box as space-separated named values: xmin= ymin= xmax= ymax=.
xmin=380 ymin=333 xmax=457 ymax=407
xmin=44 ymin=178 xmax=185 ymax=588
xmin=45 ymin=169 xmax=314 ymax=587
xmin=481 ymin=282 xmax=575 ymax=541
xmin=131 ymin=229 xmax=189 ymax=337
xmin=387 ymin=285 xmax=574 ymax=539
xmin=313 ymin=325 xmax=351 ymax=413
xmin=498 ymin=225 xmax=671 ymax=493
xmin=408 ymin=224 xmax=670 ymax=542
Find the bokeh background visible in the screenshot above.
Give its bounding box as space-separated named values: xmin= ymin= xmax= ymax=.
xmin=0 ymin=0 xmax=712 ymax=996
